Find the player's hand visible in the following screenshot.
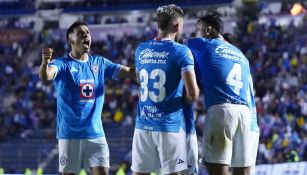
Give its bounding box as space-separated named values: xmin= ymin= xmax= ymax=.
xmin=130 ymin=64 xmax=136 ymax=73
xmin=42 ymin=48 xmax=53 ymax=64
xmin=183 ymin=39 xmax=187 ymax=45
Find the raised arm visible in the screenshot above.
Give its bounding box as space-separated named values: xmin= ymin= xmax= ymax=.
xmin=182 ymin=70 xmax=199 ymax=104
xmin=39 ymin=48 xmax=57 ymax=81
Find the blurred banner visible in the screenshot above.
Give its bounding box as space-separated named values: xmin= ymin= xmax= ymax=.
xmin=253 ymin=162 xmax=307 ymax=175
xmin=0 ymin=29 xmax=31 ymax=45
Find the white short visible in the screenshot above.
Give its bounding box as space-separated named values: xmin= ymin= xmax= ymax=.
xmin=201 ymin=103 xmax=259 ymax=167
xmin=186 ymin=133 xmax=198 ymax=175
xmin=58 ymin=137 xmax=110 ymax=174
xmin=131 ymin=128 xmax=188 ymax=174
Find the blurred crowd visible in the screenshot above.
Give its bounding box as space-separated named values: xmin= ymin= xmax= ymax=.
xmin=239 ymin=17 xmax=307 ymax=163
xmin=0 ymin=0 xmax=218 ymax=11
xmin=0 ymin=13 xmax=307 ymax=168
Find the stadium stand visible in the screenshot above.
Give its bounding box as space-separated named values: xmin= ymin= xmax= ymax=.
xmin=0 ymin=0 xmax=306 ymax=174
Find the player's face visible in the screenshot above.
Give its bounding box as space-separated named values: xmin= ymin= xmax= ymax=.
xmin=70 ymin=25 xmax=91 ymax=54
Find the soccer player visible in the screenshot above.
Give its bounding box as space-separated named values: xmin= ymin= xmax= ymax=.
xmin=186 ymin=14 xmax=259 ymax=175
xmin=39 ymin=21 xmax=135 ymax=175
xmin=132 ymin=4 xmax=199 ymax=175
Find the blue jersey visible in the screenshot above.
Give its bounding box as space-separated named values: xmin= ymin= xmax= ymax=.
xmin=48 ymin=54 xmax=122 ymax=139
xmin=247 ymin=74 xmax=259 ymax=132
xmin=135 ymin=39 xmax=194 ymax=132
xmin=186 ymin=38 xmax=250 ymax=108
xmin=182 ymin=103 xmax=196 ymax=134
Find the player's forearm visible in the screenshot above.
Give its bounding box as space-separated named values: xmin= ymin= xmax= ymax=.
xmin=182 ymin=71 xmax=200 ymax=104
xmin=184 ymin=89 xmax=199 ymax=104
xmin=39 ymin=61 xmax=49 ymax=81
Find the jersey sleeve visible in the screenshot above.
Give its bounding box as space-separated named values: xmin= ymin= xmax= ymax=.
xmin=179 ymin=46 xmax=194 ymax=74
xmin=103 ymin=57 xmax=123 ymax=80
xmin=134 ymin=44 xmax=142 ymax=71
xmin=47 ymin=58 xmax=64 ymax=80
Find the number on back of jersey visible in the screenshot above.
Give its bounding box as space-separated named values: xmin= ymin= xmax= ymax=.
xmin=139 ymin=69 xmax=166 ymax=103
xmin=226 ymin=63 xmax=243 ymax=95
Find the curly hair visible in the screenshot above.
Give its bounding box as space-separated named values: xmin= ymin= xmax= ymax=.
xmin=157 ymin=4 xmax=184 ymax=31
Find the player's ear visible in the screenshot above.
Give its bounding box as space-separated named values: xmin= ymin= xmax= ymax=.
xmin=67 ymin=32 xmax=76 ymax=46
xmin=68 ymin=37 xmax=74 ymax=46
xmin=173 ymin=22 xmax=180 ymax=33
xmin=205 ymin=26 xmax=213 ymax=38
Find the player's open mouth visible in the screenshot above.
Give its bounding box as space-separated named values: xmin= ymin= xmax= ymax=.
xmin=83 ymin=40 xmax=90 ymax=47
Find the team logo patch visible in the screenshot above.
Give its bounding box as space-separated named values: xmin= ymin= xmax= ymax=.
xmin=70 ymin=66 xmax=78 ymax=72
xmin=80 ymin=83 xmax=94 ymax=99
xmin=194 ymin=167 xmax=198 ymax=173
xmin=60 ymin=156 xmax=67 ymax=166
xmin=91 ymin=64 xmax=99 ymax=73
xmin=177 ymin=159 xmax=184 ymax=164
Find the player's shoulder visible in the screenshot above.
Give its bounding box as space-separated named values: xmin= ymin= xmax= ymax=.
xmin=136 ymin=40 xmax=154 ymax=49
xmin=55 ymin=55 xmax=67 ymax=60
xmin=90 ymin=55 xmax=104 ymax=60
xmin=173 ymin=42 xmax=193 ymax=59
xmin=90 ymin=55 xmax=110 ymax=64
xmin=187 ymin=37 xmax=208 ymax=46
xmin=49 ymin=55 xmax=68 ymax=64
xmin=173 ymin=42 xmax=191 ymax=53
xmin=173 ymin=41 xmax=188 ymax=49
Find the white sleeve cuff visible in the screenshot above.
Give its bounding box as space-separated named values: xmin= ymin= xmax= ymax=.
xmin=181 ymin=65 xmax=194 ymax=73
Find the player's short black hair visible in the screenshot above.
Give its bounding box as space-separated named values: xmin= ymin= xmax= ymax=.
xmin=157 ymin=4 xmax=184 ymax=31
xmin=197 ymin=13 xmax=223 ymax=34
xmin=66 ymin=21 xmax=88 ymax=42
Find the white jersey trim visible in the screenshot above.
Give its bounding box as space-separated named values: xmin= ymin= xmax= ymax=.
xmin=69 ymin=53 xmax=89 ymax=63
xmin=112 ymin=65 xmax=123 ymax=80
xmin=181 ymin=65 xmax=194 ymax=73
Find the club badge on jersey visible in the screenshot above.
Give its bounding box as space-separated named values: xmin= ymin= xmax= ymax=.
xmin=80 ymin=79 xmax=95 ymax=102
xmin=91 ymin=64 xmax=99 ymax=73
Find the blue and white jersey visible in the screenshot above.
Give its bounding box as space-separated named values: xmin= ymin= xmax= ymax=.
xmin=247 ymin=74 xmax=259 ymax=132
xmin=182 ymin=103 xmax=196 ymax=134
xmin=48 ymin=54 xmax=122 ymax=139
xmin=135 ymin=39 xmax=194 ymax=132
xmin=186 ymin=38 xmax=250 ymax=108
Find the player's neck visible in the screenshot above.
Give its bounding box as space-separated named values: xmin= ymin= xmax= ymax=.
xmin=218 ymin=34 xmax=224 ymax=40
xmin=157 ymin=32 xmax=176 ymax=41
xmin=70 ymin=51 xmax=88 ymax=61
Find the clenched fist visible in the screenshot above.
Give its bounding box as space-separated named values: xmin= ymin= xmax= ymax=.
xmin=42 ymin=48 xmax=53 ymax=64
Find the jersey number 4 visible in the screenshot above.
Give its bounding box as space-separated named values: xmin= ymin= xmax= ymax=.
xmin=226 ymin=63 xmax=243 ymax=95
xmin=139 ymin=69 xmax=166 ymax=103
